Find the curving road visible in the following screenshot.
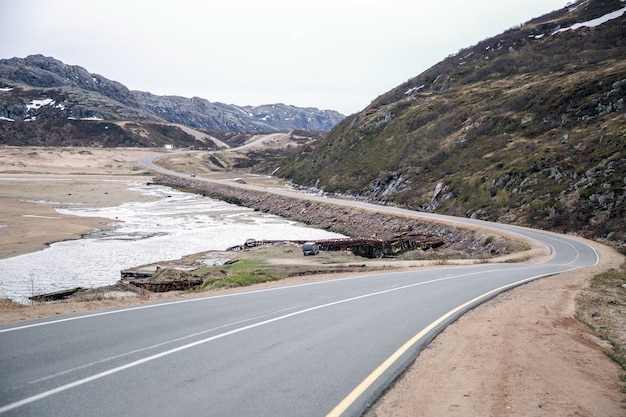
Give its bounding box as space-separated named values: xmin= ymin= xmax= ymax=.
xmin=0 ymin=153 xmax=599 ymax=417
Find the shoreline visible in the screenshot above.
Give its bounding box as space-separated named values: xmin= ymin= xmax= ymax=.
xmin=0 ymin=145 xmax=163 ymax=259
xmin=0 ymin=175 xmax=160 ymax=259
xmin=0 ymin=173 xmax=523 ymax=305
xmin=0 ymin=171 xmax=534 ymax=310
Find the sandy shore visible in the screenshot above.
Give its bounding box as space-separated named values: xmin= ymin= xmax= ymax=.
xmin=0 ymin=147 xmax=162 ymax=258
xmin=0 ymin=176 xmax=161 ymax=258
xmin=1 ymin=146 xmax=624 ymax=415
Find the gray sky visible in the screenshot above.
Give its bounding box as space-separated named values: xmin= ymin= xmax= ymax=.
xmin=1 ymin=0 xmax=568 ymax=115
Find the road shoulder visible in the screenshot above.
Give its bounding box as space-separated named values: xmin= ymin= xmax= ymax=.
xmin=367 ymin=241 xmax=625 ymax=417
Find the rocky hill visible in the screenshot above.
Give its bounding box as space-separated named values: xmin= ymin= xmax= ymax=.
xmin=0 ymin=55 xmax=344 ymax=147
xmin=277 ymin=0 xmax=625 ymax=243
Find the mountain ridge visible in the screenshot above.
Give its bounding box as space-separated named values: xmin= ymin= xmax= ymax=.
xmin=0 ymin=54 xmax=344 ymax=134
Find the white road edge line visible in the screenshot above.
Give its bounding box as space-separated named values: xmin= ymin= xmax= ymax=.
xmin=0 ymin=276 xmax=356 ymax=333
xmin=0 ymin=270 xmax=496 ymax=414
xmin=24 ymin=307 xmax=300 ymax=387
xmin=0 ymin=265 xmax=484 ymax=334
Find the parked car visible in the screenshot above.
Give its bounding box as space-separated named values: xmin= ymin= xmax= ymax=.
xmin=302 ymin=242 xmax=320 ymax=256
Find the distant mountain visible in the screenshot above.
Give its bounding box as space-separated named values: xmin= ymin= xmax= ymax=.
xmin=0 ymin=55 xmax=344 ymax=146
xmin=277 ymin=0 xmax=626 ymax=242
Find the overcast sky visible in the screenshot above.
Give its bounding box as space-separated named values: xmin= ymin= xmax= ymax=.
xmin=1 ymin=0 xmax=568 ymax=115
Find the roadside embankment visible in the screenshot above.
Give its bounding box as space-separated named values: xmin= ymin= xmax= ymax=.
xmin=153 ymin=175 xmax=526 ymax=259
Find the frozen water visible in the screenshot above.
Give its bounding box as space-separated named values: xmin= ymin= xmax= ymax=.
xmin=0 ymin=182 xmax=344 ymax=303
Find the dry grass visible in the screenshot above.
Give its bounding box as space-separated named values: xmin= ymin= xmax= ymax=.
xmin=576 ymin=262 xmax=626 ymax=388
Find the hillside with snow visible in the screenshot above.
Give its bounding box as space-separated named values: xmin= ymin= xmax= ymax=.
xmin=0 ymin=55 xmax=345 ymax=147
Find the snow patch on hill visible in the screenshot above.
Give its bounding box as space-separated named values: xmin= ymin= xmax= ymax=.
xmin=554 ymin=5 xmax=626 ymax=34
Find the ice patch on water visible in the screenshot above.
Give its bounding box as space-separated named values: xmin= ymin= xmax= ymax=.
xmin=0 ymin=183 xmax=344 ymax=303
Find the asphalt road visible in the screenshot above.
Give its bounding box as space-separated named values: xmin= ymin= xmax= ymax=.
xmin=0 ymin=154 xmax=599 ymax=417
